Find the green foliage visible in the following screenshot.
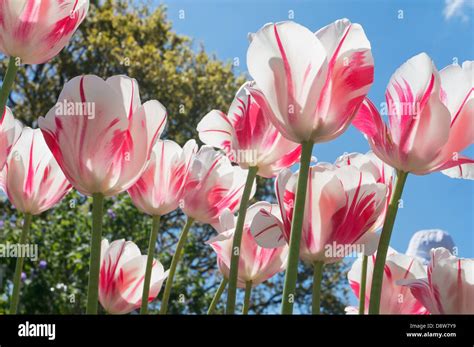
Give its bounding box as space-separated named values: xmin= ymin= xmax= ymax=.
xmin=0 ymin=0 xmax=348 ymax=314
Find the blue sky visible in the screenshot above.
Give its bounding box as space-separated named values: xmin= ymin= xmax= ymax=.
xmin=155 ymin=0 xmax=474 ymax=257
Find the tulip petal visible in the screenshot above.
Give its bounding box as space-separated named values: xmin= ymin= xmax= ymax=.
xmin=197 ymin=110 xmax=233 ymax=150
xmin=441 ymin=162 xmax=474 ymax=180
xmin=250 ymin=204 xmax=286 ymax=248
xmin=313 ymin=19 xmax=374 ymax=142
xmin=106 ymin=76 xmax=142 ymax=118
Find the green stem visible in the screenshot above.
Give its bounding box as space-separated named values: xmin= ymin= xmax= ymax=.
xmin=359 ymin=255 xmax=368 ymax=314
xmin=0 ymin=57 xmax=19 ymax=112
xmin=160 ymin=217 xmax=194 ymax=314
xmin=281 ymin=140 xmax=313 ymax=314
xmin=140 ymin=214 xmax=161 ymax=314
xmin=86 ymin=193 xmax=105 ymax=314
xmin=312 ymin=261 xmax=324 ymax=315
xmin=242 ymin=281 xmax=252 ymax=315
xmin=207 ymin=277 xmax=228 ymax=315
xmin=225 ymin=165 xmax=258 ymax=314
xmin=9 ymin=213 xmax=32 ymax=314
xmin=369 ymin=170 xmax=408 ymax=314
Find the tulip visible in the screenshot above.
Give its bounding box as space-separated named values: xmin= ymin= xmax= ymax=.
xmin=352 ymin=54 xmax=473 ymax=313
xmin=252 ymin=162 xmax=388 ymax=314
xmin=180 ymin=146 xmax=255 ymax=225
xmin=128 ymin=139 xmax=198 ymax=217
xmin=334 ymin=151 xmax=394 ymax=232
xmin=1 ymin=127 xmax=71 ymax=313
xmin=0 ymin=0 xmax=89 ymax=111
xmin=39 ymin=75 xmax=167 ymax=197
xmin=39 ymin=74 xmax=167 ymax=314
xmin=99 ymin=239 xmax=168 ymax=314
xmin=247 ymin=18 xmax=374 ymax=313
xmin=347 ymin=251 xmax=428 ymax=314
xmin=253 ymin=164 xmax=388 ymax=263
xmin=198 ymin=81 xmax=301 ymax=178
xmin=198 ymin=81 xmax=301 ymax=313
xmin=0 ymin=106 xmax=22 ymax=171
xmin=127 ymin=139 xmax=197 ymax=313
xmin=159 ymin=145 xmax=255 ymax=314
xmin=1 ymin=127 xmax=71 ymax=215
xmin=353 ymin=56 xmax=473 ymax=175
xmin=399 ymin=248 xmax=474 ymax=314
xmin=334 ymin=151 xmax=394 ymax=313
xmin=0 ymin=0 xmax=89 ymax=65
xmin=247 ymin=19 xmax=374 ymax=145
xmin=206 ymin=203 xmax=288 ymax=314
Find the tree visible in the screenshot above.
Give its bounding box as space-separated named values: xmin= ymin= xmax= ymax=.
xmin=0 ymin=0 xmax=348 ymax=314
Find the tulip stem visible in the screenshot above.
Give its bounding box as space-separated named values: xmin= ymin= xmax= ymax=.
xmin=207 ymin=277 xmax=228 ymax=315
xmin=160 ymin=216 xmax=194 ymax=314
xmin=358 ymin=255 xmax=368 ymax=314
xmin=242 ymin=281 xmax=252 ymax=315
xmin=0 ymin=57 xmax=19 ymax=112
xmin=312 ymin=261 xmax=324 ymax=315
xmin=369 ymin=170 xmax=408 ymax=314
xmin=86 ymin=193 xmax=105 ymax=314
xmin=9 ymin=213 xmax=32 ymax=314
xmin=140 ymin=214 xmax=161 ymax=314
xmin=281 ymin=140 xmax=313 ymax=314
xmin=225 ymin=165 xmax=258 ymax=314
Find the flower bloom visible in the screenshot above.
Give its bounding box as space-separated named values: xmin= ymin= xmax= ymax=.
xmin=0 ymin=106 xmax=22 ymax=171
xmin=39 ymin=75 xmax=167 ymax=197
xmin=0 ymin=0 xmax=89 ymax=64
xmin=0 ymin=127 xmax=71 ymax=215
xmin=128 ymin=139 xmax=198 ymax=216
xmin=99 ymin=239 xmax=168 ymax=315
xmin=346 ymin=250 xmax=428 ymax=314
xmin=252 ymin=162 xmax=388 ymax=264
xmin=353 ymin=54 xmax=473 ymax=175
xmin=334 ymin=151 xmax=394 ymax=233
xmin=207 ymin=203 xmax=288 ymax=287
xmin=180 ymin=146 xmax=255 ymax=225
xmin=197 ymin=81 xmax=301 ymax=178
xmin=247 ymin=19 xmax=374 ymax=144
xmin=399 ymin=247 xmax=474 ymax=314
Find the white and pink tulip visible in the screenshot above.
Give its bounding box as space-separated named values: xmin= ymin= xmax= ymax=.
xmin=347 ymin=251 xmax=428 ymax=314
xmin=197 ymin=81 xmax=301 ymax=178
xmin=128 ymin=139 xmax=198 ymax=216
xmin=334 ymin=151 xmax=394 ymax=233
xmin=0 ymin=0 xmax=89 ymax=64
xmin=99 ymin=239 xmax=169 ymax=315
xmin=252 ymin=163 xmax=388 ymax=264
xmin=353 ymin=54 xmax=473 ymax=175
xmin=399 ymin=247 xmax=474 ymax=314
xmin=0 ymin=127 xmax=71 ymax=215
xmin=39 ymin=75 xmax=167 ymax=197
xmin=207 ymin=203 xmax=288 ymax=287
xmin=247 ymin=19 xmax=374 ymax=144
xmin=180 ymin=146 xmax=256 ymax=225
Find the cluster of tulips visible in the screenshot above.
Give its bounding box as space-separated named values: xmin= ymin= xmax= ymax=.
xmin=0 ymin=1 xmax=473 ymax=315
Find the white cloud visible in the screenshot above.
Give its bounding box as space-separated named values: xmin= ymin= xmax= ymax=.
xmin=443 ymin=0 xmax=473 ymax=22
